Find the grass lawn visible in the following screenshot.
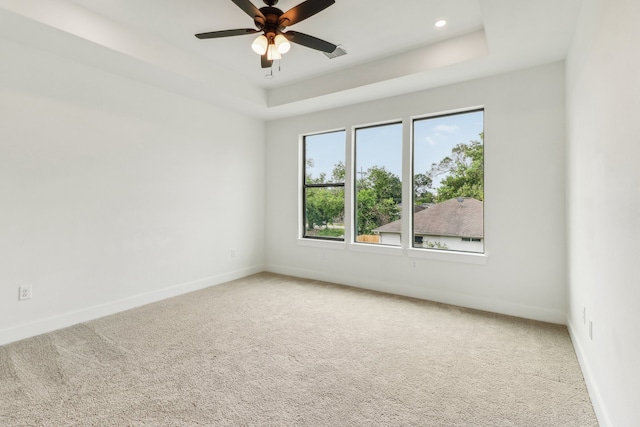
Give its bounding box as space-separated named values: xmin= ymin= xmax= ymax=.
xmin=312 ymin=228 xmax=344 ymax=238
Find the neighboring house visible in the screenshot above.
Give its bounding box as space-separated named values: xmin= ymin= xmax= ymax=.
xmin=373 ymin=197 xmax=483 ymax=252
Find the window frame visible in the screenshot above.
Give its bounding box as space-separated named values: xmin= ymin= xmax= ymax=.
xmin=411 ymin=107 xmax=485 ymax=255
xmin=297 ymin=106 xmax=488 ymax=266
xmin=301 ymin=130 xmax=346 ymax=242
xmin=352 ymin=120 xmax=404 ymax=247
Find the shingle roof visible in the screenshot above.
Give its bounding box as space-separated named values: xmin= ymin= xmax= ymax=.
xmin=374 ymin=197 xmax=483 ymax=238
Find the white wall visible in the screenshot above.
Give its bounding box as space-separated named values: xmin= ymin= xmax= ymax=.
xmin=417 ymin=235 xmax=484 ymax=253
xmin=566 ymin=0 xmax=640 ymax=425
xmin=378 ymin=234 xmax=483 ymax=253
xmin=266 ymin=62 xmax=567 ymax=323
xmin=0 ymin=37 xmax=266 ymax=344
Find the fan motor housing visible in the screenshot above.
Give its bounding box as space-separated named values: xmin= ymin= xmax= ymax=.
xmin=257 ymin=6 xmax=285 ymax=31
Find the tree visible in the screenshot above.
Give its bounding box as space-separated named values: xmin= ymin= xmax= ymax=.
xmin=331 ymin=161 xmax=346 ymax=182
xmin=366 ymin=167 xmax=402 ymax=203
xmin=356 ymin=166 xmax=401 ymax=236
xmin=414 ymin=173 xmax=434 ymax=204
xmin=305 ymin=159 xmax=345 ymax=232
xmin=305 ymin=187 xmax=344 ymax=231
xmin=421 ymin=133 xmax=484 ymax=203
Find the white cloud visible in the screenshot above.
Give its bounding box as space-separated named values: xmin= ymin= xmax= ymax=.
xmin=433 ymin=124 xmax=459 ymax=133
xmin=426 ymin=136 xmax=437 ymax=146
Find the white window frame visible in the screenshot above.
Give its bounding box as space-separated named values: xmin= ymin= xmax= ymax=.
xmin=352 ymin=119 xmax=404 ymax=249
xmin=297 ymin=107 xmax=488 ymax=266
xmin=408 ymin=106 xmax=487 ymax=263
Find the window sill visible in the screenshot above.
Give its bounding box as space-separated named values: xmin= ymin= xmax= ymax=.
xmin=297 ymin=238 xmax=346 ymax=250
xmin=296 ymin=239 xmax=488 ymax=264
xmin=297 ymin=239 xmax=403 ymax=256
xmin=406 ymin=248 xmax=488 ymax=265
xmin=348 ymin=243 xmax=404 ymax=256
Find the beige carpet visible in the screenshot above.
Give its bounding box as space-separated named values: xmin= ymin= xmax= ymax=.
xmin=0 ymin=273 xmax=597 ymax=426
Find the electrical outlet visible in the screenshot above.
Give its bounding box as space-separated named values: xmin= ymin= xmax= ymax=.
xmin=19 ymin=285 xmax=32 ymax=301
xmin=321 ymin=252 xmax=327 ymax=260
xmin=410 ymin=261 xmax=417 ymax=270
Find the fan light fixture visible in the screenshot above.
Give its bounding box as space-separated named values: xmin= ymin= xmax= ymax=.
xmin=251 ymin=35 xmax=268 ymax=55
xmin=267 ymin=43 xmax=282 ymax=60
xmin=274 ymin=34 xmax=291 ymax=54
xmin=254 ymin=34 xmax=290 ymax=59
xmin=195 ymin=0 xmax=341 ymax=70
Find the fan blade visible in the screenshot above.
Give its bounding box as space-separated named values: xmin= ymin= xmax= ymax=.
xmin=261 ymin=53 xmax=273 ymax=69
xmin=195 ymin=29 xmax=260 ymax=39
xmin=231 ymin=0 xmax=265 ymax=22
xmin=279 ymin=0 xmax=335 ymax=27
xmin=284 ymin=31 xmax=337 ymax=53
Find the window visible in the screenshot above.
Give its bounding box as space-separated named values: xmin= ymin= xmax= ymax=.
xmin=354 ymin=122 xmax=403 ymax=246
xmin=299 ymin=106 xmax=486 ymax=262
xmin=302 ymin=131 xmax=346 ymax=240
xmin=412 ymin=109 xmax=484 ymax=253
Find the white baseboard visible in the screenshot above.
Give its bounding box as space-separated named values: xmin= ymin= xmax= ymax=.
xmin=267 ymin=264 xmax=566 ymax=324
xmin=567 ymin=318 xmax=611 ymax=427
xmin=0 ymin=265 xmax=266 ymax=346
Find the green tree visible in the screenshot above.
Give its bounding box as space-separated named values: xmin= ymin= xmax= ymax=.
xmin=423 ymin=133 xmax=484 ymax=203
xmin=331 ymin=161 xmax=346 ymax=182
xmin=356 ymin=166 xmax=401 ymax=236
xmin=366 ymin=167 xmax=402 ymax=203
xmin=414 ymin=173 xmax=434 ymax=204
xmin=305 ymin=159 xmax=345 ymax=232
xmin=306 ymin=187 xmax=344 ymax=231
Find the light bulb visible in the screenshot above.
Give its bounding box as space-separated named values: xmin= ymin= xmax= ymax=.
xmin=274 ymin=34 xmax=291 ymax=54
xmin=267 ymin=43 xmax=281 ymax=60
xmin=251 ymin=35 xmax=268 ymax=55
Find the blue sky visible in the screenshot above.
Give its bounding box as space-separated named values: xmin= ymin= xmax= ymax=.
xmin=355 ymin=123 xmax=402 ymax=180
xmin=305 ymin=131 xmax=346 ymax=182
xmin=414 ymin=110 xmax=484 ymax=187
xmin=305 ymin=110 xmax=483 ymax=187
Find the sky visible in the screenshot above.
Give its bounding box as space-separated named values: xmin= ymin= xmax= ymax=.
xmin=305 ymin=131 xmax=346 ymax=182
xmin=305 ymin=110 xmax=483 ymax=187
xmin=414 ymin=110 xmax=484 ymax=187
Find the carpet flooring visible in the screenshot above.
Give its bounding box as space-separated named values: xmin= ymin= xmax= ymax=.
xmin=0 ymin=273 xmax=598 ymax=426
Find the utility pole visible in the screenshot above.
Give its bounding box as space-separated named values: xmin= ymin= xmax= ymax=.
xmin=357 ymin=167 xmax=366 ymax=180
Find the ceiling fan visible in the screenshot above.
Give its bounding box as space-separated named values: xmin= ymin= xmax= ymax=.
xmin=195 ymin=0 xmax=339 ymax=69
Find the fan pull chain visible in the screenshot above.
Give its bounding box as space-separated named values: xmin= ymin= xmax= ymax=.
xmin=265 ymin=59 xmax=282 ymax=79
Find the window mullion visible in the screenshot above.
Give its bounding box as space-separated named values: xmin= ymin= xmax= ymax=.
xmin=402 ymin=118 xmax=412 ymax=249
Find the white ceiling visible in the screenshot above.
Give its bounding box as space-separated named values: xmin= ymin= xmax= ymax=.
xmin=0 ymin=0 xmax=583 ymax=120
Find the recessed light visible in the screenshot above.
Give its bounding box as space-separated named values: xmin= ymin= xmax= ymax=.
xmin=435 ymin=19 xmax=447 ymax=28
